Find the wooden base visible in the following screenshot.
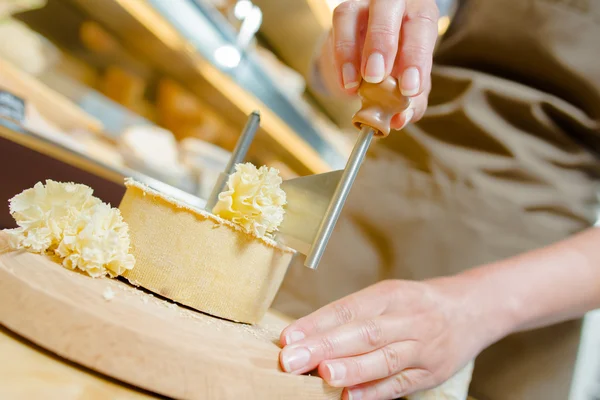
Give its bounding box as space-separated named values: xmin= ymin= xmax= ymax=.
xmin=0 ymin=233 xmax=340 ymax=399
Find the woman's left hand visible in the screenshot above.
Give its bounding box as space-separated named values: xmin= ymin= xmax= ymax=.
xmin=278 ymin=278 xmax=501 ymax=400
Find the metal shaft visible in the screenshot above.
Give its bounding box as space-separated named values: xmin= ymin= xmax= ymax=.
xmin=304 ymin=126 xmax=375 ymax=269
xmin=205 ymin=111 xmax=260 ymax=211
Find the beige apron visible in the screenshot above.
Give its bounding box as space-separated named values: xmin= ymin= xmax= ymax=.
xmin=274 ymin=0 xmax=600 ymax=399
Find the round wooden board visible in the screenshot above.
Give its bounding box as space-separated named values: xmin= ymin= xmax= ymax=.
xmin=0 ymin=233 xmax=340 ymax=399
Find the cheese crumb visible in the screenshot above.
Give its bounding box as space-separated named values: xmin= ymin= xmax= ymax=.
xmin=103 ymin=287 xmax=115 ymax=301
xmin=4 ymin=180 xmax=135 ymax=278
xmin=212 ymin=163 xmax=286 ymax=238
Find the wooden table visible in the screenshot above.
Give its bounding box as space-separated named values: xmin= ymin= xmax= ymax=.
xmin=0 ymin=326 xmax=159 ymax=400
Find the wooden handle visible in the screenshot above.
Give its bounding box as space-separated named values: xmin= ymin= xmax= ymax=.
xmin=351 ymin=76 xmax=410 ymax=137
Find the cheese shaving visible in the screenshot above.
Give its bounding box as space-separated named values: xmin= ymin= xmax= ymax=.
xmin=212 ymin=163 xmax=286 ymax=238
xmin=4 ymin=180 xmax=135 ymax=278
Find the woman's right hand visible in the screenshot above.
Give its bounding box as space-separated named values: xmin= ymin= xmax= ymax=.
xmin=327 ymin=0 xmax=439 ymax=130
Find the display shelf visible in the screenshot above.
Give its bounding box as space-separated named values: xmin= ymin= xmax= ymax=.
xmin=63 ymin=0 xmax=346 ymax=175
xmin=151 ymin=0 xmax=343 ymax=158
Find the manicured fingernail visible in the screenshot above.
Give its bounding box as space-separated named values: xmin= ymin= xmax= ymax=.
xmin=348 ymin=388 xmax=363 ymax=400
xmin=327 ymin=362 xmax=347 ymax=383
xmin=342 ymin=63 xmax=359 ymax=89
xmin=281 ymin=347 xmax=311 ymax=372
xmin=285 ymin=331 xmax=305 ymax=345
xmin=401 ymin=67 xmax=420 ymax=96
xmin=400 ymin=108 xmax=414 ymax=130
xmin=364 ymin=53 xmax=385 ymax=83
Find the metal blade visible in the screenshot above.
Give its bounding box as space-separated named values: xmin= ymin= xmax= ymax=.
xmin=204 ymin=111 xmax=260 ymax=212
xmin=304 ymin=126 xmax=374 ymax=268
xmin=275 ymin=125 xmax=375 ymax=267
xmin=276 ymin=170 xmax=343 ymax=254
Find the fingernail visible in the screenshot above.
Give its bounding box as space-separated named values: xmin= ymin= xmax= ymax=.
xmin=400 ymin=108 xmax=414 ymax=130
xmin=281 ymin=347 xmax=311 ymax=373
xmin=401 ymin=67 xmax=420 ymax=96
xmin=285 ymin=331 xmax=305 ymax=345
xmin=326 ymin=362 xmax=347 ymax=383
xmin=348 ymin=388 xmax=363 ymax=400
xmin=364 ymin=53 xmax=385 ymax=83
xmin=342 ymin=63 xmax=359 ymax=89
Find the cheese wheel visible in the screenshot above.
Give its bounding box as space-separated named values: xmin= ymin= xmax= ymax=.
xmin=119 ymin=179 xmax=295 ymax=324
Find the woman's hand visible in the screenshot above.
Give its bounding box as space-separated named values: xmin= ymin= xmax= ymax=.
xmin=329 ymin=0 xmax=439 ymax=130
xmin=278 ymin=278 xmax=503 ymax=400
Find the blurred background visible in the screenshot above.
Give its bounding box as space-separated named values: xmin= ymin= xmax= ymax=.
xmin=0 ymin=0 xmax=456 ymax=209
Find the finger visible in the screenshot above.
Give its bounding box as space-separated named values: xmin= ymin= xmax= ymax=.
xmin=332 ymin=1 xmax=369 ymax=92
xmin=280 ymin=281 xmax=397 ymax=346
xmin=390 ymin=97 xmax=415 ymax=131
xmin=280 ymin=315 xmax=410 ymax=375
xmin=395 ymin=0 xmax=439 ymax=97
xmin=319 ymin=341 xmax=418 ymax=387
xmin=345 ymin=368 xmax=435 ymax=400
xmin=361 ymin=0 xmax=405 ymax=83
xmin=411 ymin=77 xmax=431 ymax=122
xmin=389 ymin=87 xmax=429 ymax=130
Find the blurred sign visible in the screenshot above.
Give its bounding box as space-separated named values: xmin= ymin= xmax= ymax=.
xmin=0 ymin=90 xmax=25 ymax=132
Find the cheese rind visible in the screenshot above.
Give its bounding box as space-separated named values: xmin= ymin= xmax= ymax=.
xmin=119 ymin=179 xmax=295 ymax=324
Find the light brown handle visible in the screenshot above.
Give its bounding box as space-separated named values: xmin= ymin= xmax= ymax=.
xmin=351 ymin=76 xmax=410 ymax=137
